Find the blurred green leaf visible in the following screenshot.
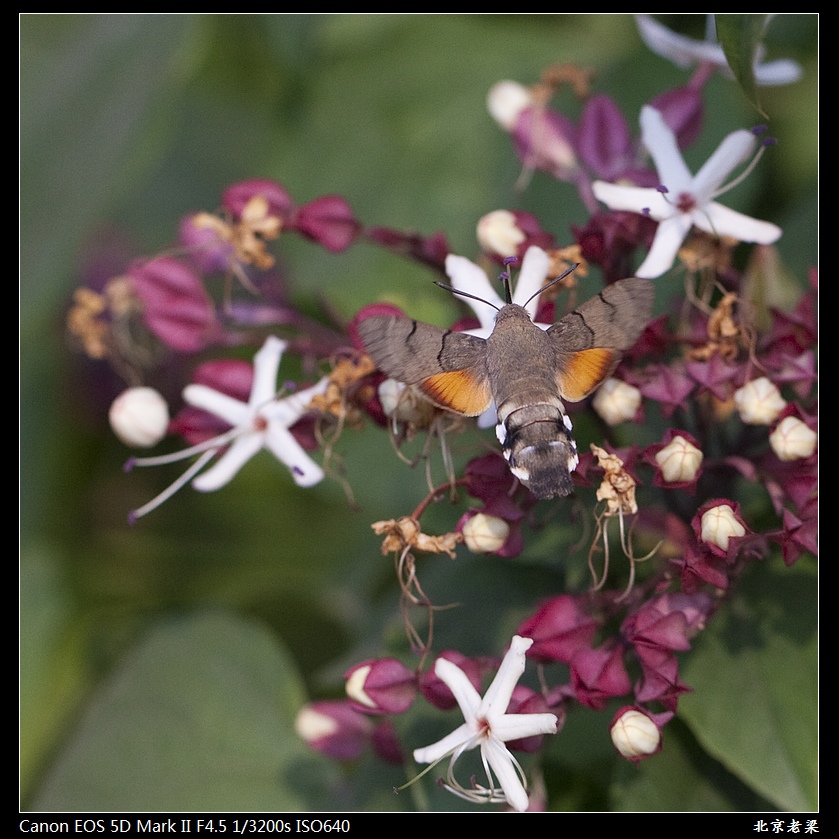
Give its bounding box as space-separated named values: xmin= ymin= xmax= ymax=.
xmin=679 ymin=556 xmax=817 ymax=810
xmin=20 ymin=546 xmax=90 ymax=802
xmin=32 ymin=612 xmax=335 ymax=810
xmin=610 ymin=718 xmax=775 ymax=810
xmin=716 ymin=15 xmax=770 ymax=117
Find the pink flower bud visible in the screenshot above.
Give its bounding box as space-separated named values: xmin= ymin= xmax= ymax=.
xmin=292 ymin=196 xmax=359 ymax=253
xmin=517 ymin=595 xmax=598 ymax=664
xmin=370 ymin=719 xmax=404 ymax=765
xmin=128 ymin=257 xmax=217 ymax=352
xmin=178 ymin=213 xmax=235 ymax=274
xmin=109 ymin=387 xmax=170 ymax=448
xmin=570 ymin=645 xmax=631 ymax=710
xmin=221 ymin=179 xmax=293 ymax=220
xmin=419 ymin=651 xmax=482 ymax=710
xmin=294 ymin=700 xmax=372 ymax=761
xmin=344 ymin=658 xmax=416 ymax=715
xmin=648 ymin=85 xmax=704 ymax=148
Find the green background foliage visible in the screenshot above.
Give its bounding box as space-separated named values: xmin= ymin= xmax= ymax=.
xmin=20 ymin=14 xmax=817 ymax=812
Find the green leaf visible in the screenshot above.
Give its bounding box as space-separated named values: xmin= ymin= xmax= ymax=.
xmin=716 ymin=15 xmax=770 ymax=117
xmin=610 ymin=718 xmax=775 ymax=811
xmin=32 ymin=612 xmax=336 ymax=810
xmin=20 ymin=546 xmax=89 ymax=802
xmin=679 ymin=556 xmax=817 ymax=810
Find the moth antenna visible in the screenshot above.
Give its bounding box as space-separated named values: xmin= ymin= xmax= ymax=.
xmin=434 ymin=282 xmax=501 ymax=311
xmin=521 ymin=262 xmax=580 ymax=309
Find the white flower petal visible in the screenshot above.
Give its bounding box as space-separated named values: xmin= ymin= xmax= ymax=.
xmin=446 ymin=253 xmax=504 ymax=331
xmin=191 ymin=434 xmax=263 ymax=491
xmin=491 ymin=712 xmax=558 ymax=742
xmin=640 ymin=106 xmax=692 ymax=190
xmin=480 ymin=635 xmax=532 ymax=716
xmin=635 ymin=14 xmax=726 ymax=69
xmin=754 ymin=58 xmax=803 ymax=86
xmin=511 ymin=246 xmax=550 ymax=317
xmin=250 ymin=336 xmax=287 ymax=406
xmin=636 ymin=214 xmax=693 ymax=279
xmin=635 ymin=15 xmax=802 ymax=87
xmin=413 ymin=722 xmax=473 ymax=765
xmin=265 ymin=377 xmax=330 ymax=426
xmin=482 ymin=738 xmax=529 ymax=812
xmin=264 ymin=424 xmax=324 ymax=487
xmin=692 ymin=129 xmax=756 ymax=199
xmin=183 ymin=383 xmax=252 ymax=427
xmin=434 ymin=657 xmax=482 ymax=720
xmin=693 ymin=202 xmax=782 ymax=244
xmin=592 ymin=181 xmax=669 ymax=219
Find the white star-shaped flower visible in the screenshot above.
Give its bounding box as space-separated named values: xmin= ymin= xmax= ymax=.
xmin=128 ymin=336 xmax=327 ymax=520
xmin=446 ymin=245 xmax=550 ymax=337
xmin=592 ymin=106 xmax=782 ymax=279
xmin=413 ymin=635 xmax=558 ymax=812
xmin=635 ymin=14 xmax=802 ymax=86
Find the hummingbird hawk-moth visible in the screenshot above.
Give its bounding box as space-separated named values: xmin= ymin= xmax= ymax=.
xmin=357 ymin=268 xmax=653 ymax=499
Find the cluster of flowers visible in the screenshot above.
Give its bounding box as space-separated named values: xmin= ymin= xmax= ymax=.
xmin=68 ymin=16 xmax=814 ymax=812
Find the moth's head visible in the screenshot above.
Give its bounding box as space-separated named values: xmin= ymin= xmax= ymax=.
xmin=494 ymin=303 xmax=533 ymax=327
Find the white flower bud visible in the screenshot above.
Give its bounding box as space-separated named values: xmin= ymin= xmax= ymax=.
xmin=109 ymin=387 xmax=170 ymax=448
xmin=462 ymin=513 xmax=510 ymax=553
xmin=378 ymin=379 xmax=435 ymax=426
xmin=769 ymin=416 xmax=817 ymax=461
xmin=592 ymin=379 xmax=642 ymax=426
xmin=734 ymin=377 xmax=787 ymax=425
xmin=610 ymin=709 xmax=661 ymax=759
xmin=477 ymin=210 xmax=526 ymax=259
xmin=487 ymin=80 xmax=533 ymax=130
xmin=700 ymin=504 xmax=746 ymax=551
xmin=655 ymin=435 xmax=703 ymax=483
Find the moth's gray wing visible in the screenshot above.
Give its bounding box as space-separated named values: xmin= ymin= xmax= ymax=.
xmin=546 ymin=277 xmax=654 ymax=401
xmin=357 ymin=315 xmax=493 ymax=416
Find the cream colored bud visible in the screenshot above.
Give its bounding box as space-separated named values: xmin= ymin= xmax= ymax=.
xmin=611 ymin=709 xmax=660 ymax=759
xmin=734 ymin=377 xmax=787 ymax=425
xmin=109 ymin=387 xmax=170 ymax=448
xmin=462 ymin=513 xmax=510 ymax=553
xmin=592 ymin=379 xmax=642 ymax=426
xmin=487 ymin=80 xmax=533 ymax=130
xmin=345 ymin=665 xmax=375 ymax=708
xmin=477 ymin=210 xmax=526 ymax=258
xmin=769 ymin=416 xmax=817 ymax=461
xmin=378 ymin=380 xmax=435 ymax=425
xmin=700 ymin=504 xmax=746 ymax=551
xmin=655 ymin=435 xmax=703 ymax=483
xmin=294 ymin=706 xmax=338 ymax=743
